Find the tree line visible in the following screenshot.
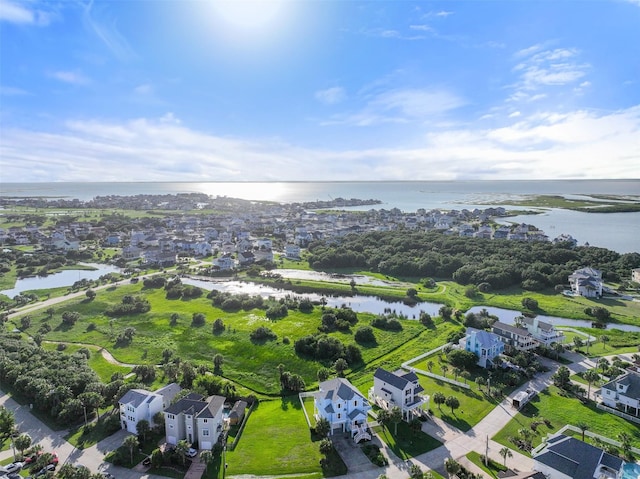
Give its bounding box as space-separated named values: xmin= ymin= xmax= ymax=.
xmin=307 ymin=231 xmax=640 ymax=290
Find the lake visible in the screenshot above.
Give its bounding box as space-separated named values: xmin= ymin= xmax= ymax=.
xmin=1 ymin=263 xmax=121 ymax=297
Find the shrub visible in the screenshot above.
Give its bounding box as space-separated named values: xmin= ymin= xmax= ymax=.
xmin=250 ymin=326 xmax=277 ymax=342
xmin=192 ymin=313 xmax=206 ymax=326
xmin=354 ymin=326 xmax=376 ymax=344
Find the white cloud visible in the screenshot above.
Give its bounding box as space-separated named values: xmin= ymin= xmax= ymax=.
xmin=322 ymin=87 xmax=465 ymax=126
xmin=83 ymin=0 xmax=135 ymax=61
xmin=315 ymin=87 xmax=346 ymax=105
xmin=0 ymin=0 xmax=54 ymax=25
xmin=49 ymin=71 xmax=90 ymax=85
xmin=134 ymin=84 xmax=153 ymax=96
xmin=0 ymin=85 xmax=29 ymax=96
xmin=2 ymin=106 xmax=638 ymax=182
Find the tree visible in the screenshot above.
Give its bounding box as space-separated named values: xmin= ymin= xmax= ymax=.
xmin=78 ymin=391 xmax=103 ymax=426
xmin=315 ymin=417 xmax=331 ymax=437
xmin=427 ymin=360 xmax=434 ymax=373
xmin=389 ymin=406 xmax=402 ymax=435
xmin=319 ymin=438 xmax=333 ymax=456
xmin=584 ymin=369 xmax=600 ymax=399
xmin=552 ymin=342 xmax=564 ymax=360
xmin=334 ymin=358 xmax=348 ymax=376
xmin=409 ymin=463 xmax=423 ymax=479
xmin=600 ymin=335 xmax=610 ymax=351
xmin=354 ymin=326 xmax=376 ymax=344
xmin=213 ymin=354 xmax=224 ymax=373
xmin=123 ymin=434 xmax=139 ymax=465
xmin=552 ymin=366 xmax=571 ymax=390
xmin=85 ymin=289 xmax=96 ymax=301
xmin=14 ymin=433 xmax=31 ymax=457
xmin=499 ymin=446 xmax=513 ymax=467
xmin=192 ymin=312 xmax=206 ymax=326
xmin=444 ymin=458 xmax=461 ymax=479
xmin=573 ymin=336 xmax=584 ymax=350
xmin=461 ymin=371 xmax=471 ymax=385
xmin=170 ymin=313 xmax=179 ymax=326
xmin=521 ymin=297 xmax=538 ymax=310
xmin=137 ymin=419 xmax=151 ymax=443
xmin=45 ymin=307 xmax=55 ymax=319
xmin=377 ymin=409 xmax=391 ymax=430
xmin=0 ymin=407 xmax=16 ymax=440
xmin=420 ymin=312 xmax=433 ymax=328
xmin=409 ymin=418 xmax=422 ymax=437
xmin=433 ymin=392 xmax=446 ymax=412
xmin=175 ymin=439 xmax=190 ymax=466
xmin=440 ymin=364 xmax=449 ymax=378
xmin=406 ymin=288 xmax=418 ymax=298
xmin=452 ymin=367 xmax=461 ymax=382
xmin=200 ymin=450 xmax=213 ymax=474
xmin=151 ymin=448 xmax=164 ymax=468
xmin=317 ymin=367 xmax=331 ymax=382
xmin=447 ymin=349 xmax=478 ymax=370
xmin=162 ymin=348 xmax=173 ymax=363
xmin=618 ymin=432 xmax=633 ymax=460
xmin=445 ymin=396 xmax=460 ymax=415
xmin=576 ymin=421 xmax=589 ymax=441
xmin=598 ymin=357 xmax=610 ymax=374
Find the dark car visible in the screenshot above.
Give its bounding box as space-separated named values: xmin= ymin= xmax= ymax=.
xmin=35 ymin=463 xmax=56 ymax=477
xmin=142 ymin=456 xmax=152 ymax=466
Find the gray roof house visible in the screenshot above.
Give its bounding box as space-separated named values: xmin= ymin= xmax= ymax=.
xmin=465 ymin=328 xmax=505 ymax=368
xmin=164 ymin=393 xmax=226 ymax=450
xmin=532 ymin=434 xmax=623 ymax=479
xmin=568 ymin=267 xmax=603 ymax=298
xmin=313 ymin=378 xmax=371 ymax=442
xmin=599 ymin=370 xmax=640 ymax=417
xmin=118 ymin=383 xmax=181 ymax=434
xmin=491 ymin=321 xmax=538 ymax=352
xmin=369 ymin=367 xmax=429 ymax=420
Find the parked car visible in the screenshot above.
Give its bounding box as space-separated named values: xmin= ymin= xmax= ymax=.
xmin=49 ymin=452 xmax=59 ymax=465
xmin=6 ymin=473 xmax=22 ymax=479
xmin=101 ymin=473 xmax=115 ymax=479
xmin=142 ymin=456 xmax=151 ymax=466
xmin=3 ymin=462 xmax=23 ymax=474
xmin=187 ymin=447 xmax=198 ymax=458
xmin=35 ymin=463 xmax=56 ymax=476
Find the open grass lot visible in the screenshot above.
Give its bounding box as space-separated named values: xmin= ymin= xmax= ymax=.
xmin=373 ymin=421 xmax=442 ymax=460
xmin=572 ymin=327 xmax=640 ymax=357
xmin=493 ymin=386 xmax=640 ymax=453
xmin=225 ymin=397 xmax=324 ymax=477
xmin=18 ymin=282 xmax=427 ymax=395
xmin=466 ymin=451 xmax=507 ymax=478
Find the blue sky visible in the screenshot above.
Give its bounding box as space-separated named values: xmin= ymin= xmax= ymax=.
xmin=1 ymin=0 xmax=639 ymax=182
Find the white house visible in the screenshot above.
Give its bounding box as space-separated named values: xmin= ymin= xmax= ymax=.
xmin=369 ymin=368 xmax=429 ymax=420
xmin=520 ymin=317 xmax=565 ymax=346
xmin=491 ymin=322 xmax=538 ymax=352
xmin=285 ymin=244 xmax=301 ymax=260
xmin=568 ymin=267 xmax=603 ymax=298
xmin=164 ymin=393 xmax=226 ymax=450
xmin=213 ymin=253 xmax=235 ymax=271
xmin=632 ymin=268 xmax=640 ymax=284
xmin=118 ymin=383 xmax=181 ymax=434
xmin=314 ymin=378 xmax=371 ymax=443
xmin=464 ymin=328 xmax=505 ymax=368
xmin=599 ymin=370 xmax=640 ymax=417
xmin=532 ymin=434 xmax=623 ymax=479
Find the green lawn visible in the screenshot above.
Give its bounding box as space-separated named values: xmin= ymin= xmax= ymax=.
xmin=466 ymin=451 xmax=507 ymax=479
xmin=20 ymin=282 xmax=428 ymax=395
xmin=373 ymin=421 xmax=442 ymax=460
xmin=493 ymin=386 xmax=640 ymax=454
xmin=225 ymin=397 xmax=324 ymax=476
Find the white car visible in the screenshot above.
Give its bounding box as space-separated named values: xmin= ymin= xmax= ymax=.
xmin=186 ymin=447 xmax=198 ymax=458
xmin=3 ymin=462 xmax=23 ymax=474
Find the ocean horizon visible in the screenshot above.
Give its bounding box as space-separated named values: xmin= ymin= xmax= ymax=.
xmin=1 ymin=180 xmax=638 ymax=254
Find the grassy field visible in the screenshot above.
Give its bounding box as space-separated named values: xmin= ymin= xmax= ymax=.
xmin=14 ymin=282 xmax=428 ymax=395
xmin=493 ymin=386 xmax=640 ymax=453
xmin=466 ymin=451 xmax=507 ymax=478
xmin=373 ymin=421 xmax=442 ymax=459
xmin=225 ymin=397 xmax=324 ymax=477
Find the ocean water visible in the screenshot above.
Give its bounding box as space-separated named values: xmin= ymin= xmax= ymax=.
xmin=1 ymin=180 xmax=638 ymax=253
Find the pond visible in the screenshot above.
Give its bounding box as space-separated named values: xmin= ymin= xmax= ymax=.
xmin=184 ymin=277 xmax=640 ymax=332
xmin=268 ymin=269 xmax=413 ymax=288
xmin=1 ymin=263 xmax=122 ymax=297
xmin=466 ymin=305 xmax=640 ymax=333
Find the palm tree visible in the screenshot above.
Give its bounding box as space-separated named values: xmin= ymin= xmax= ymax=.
xmin=499 ymin=446 xmax=513 ymax=467
xmin=445 ymin=396 xmax=460 ymax=415
xmin=433 ymin=392 xmax=446 ymax=412
xmin=600 ymin=335 xmax=610 ymax=351
xmin=136 ymin=419 xmax=150 ymax=444
xmin=444 ymin=458 xmax=461 ymax=479
xmin=475 ymin=376 xmax=486 ymax=392
xmin=123 ymin=434 xmax=139 ymax=465
xmin=427 ymin=360 xmax=434 ymax=373
xmin=389 ymin=406 xmax=403 ymax=435
xmin=573 ymin=336 xmax=584 ymax=350
xmin=598 ymin=357 xmax=610 ymax=374
xmin=440 ymin=364 xmax=449 ymax=378
xmin=315 ymin=417 xmax=330 ymax=437
xmin=409 ymin=417 xmax=422 ymax=437
xmin=584 ymin=369 xmax=600 ymax=399
xmin=14 ymin=433 xmax=31 ymax=457
xmin=461 ymin=370 xmax=471 ymax=385
xmin=452 ymin=367 xmax=461 ymax=382
xmin=618 ymin=432 xmax=633 ymax=460
xmin=553 ymin=342 xmax=564 ymax=360
xmin=175 ymin=439 xmax=190 ymax=466
xmin=576 ymin=421 xmax=589 ymax=441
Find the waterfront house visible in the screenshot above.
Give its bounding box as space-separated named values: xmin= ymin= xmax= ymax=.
xmin=568 ymin=267 xmax=603 ymax=298
xmin=314 ymin=378 xmax=371 ymax=442
xmin=464 ymin=328 xmax=505 ymax=368
xmin=164 ymin=393 xmax=225 ymax=450
xmin=491 ymin=321 xmax=538 ymax=352
xmin=213 ymin=253 xmax=235 ymax=271
xmin=369 ymin=367 xmax=429 ymax=420
xmin=118 ymin=383 xmax=180 ymax=434
xmin=520 ymin=317 xmax=565 ymax=346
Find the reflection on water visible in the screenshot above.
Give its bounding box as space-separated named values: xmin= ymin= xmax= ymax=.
xmin=1 ymin=263 xmax=121 ymax=297
xmin=184 ymin=277 xmax=640 ymax=332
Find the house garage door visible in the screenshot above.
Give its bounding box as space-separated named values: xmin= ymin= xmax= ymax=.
xmin=201 ymin=441 xmax=212 ymax=450
xmin=167 ymin=436 xmax=177 ymax=445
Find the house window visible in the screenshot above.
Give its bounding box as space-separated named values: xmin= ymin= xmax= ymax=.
xmin=203 ymin=419 xmax=208 ymax=423
xmin=354 ymin=401 xmax=357 ymax=406
xmin=169 ymin=424 xmax=174 ymax=429
xmin=203 ymin=430 xmax=210 ymax=436
xmin=405 ymin=389 xmax=411 ymax=395
xmin=337 ymin=413 xmax=341 ymax=419
xmin=338 ymin=403 xmax=341 ymax=409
